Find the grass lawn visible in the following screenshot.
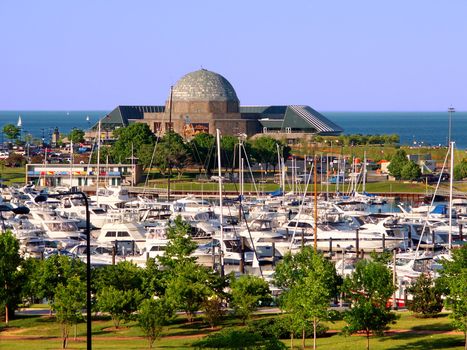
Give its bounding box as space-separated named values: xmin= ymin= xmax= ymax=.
xmin=143 ymin=180 xmax=431 ymax=194
xmin=0 ymin=165 xmax=25 ymax=185
xmin=1 ymin=310 xmax=465 ymax=349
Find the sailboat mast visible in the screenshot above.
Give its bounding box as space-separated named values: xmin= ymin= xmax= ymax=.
xmin=216 ymin=129 xmax=225 ymax=276
xmin=362 ymin=151 xmax=367 ymax=193
xmin=167 ymin=85 xmax=173 ymax=202
xmin=96 ymin=119 xmax=101 ymax=205
xmin=449 ymin=141 xmax=454 ymax=250
xmin=313 ymin=153 xmax=318 ymax=252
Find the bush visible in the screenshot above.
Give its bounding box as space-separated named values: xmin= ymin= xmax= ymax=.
xmin=193 ymin=328 xmax=286 ymax=349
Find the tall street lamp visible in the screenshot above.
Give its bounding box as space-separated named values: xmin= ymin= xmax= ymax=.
xmin=448 ymin=106 xmax=455 ymax=146
xmin=35 ymin=191 xmax=92 ymax=350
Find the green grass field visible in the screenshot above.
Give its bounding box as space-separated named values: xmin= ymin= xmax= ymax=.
xmin=1 ymin=310 xmax=464 ymax=349
xmin=0 ymin=165 xmax=25 ymax=185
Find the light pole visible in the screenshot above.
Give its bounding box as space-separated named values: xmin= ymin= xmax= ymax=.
xmin=35 ymin=191 xmax=92 ymax=350
xmin=448 ymin=106 xmax=455 ymax=146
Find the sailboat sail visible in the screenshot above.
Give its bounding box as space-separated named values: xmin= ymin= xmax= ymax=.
xmin=17 ymin=115 xmax=22 ymax=128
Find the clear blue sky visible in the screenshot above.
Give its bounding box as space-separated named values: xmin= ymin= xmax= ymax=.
xmin=1 ymin=0 xmax=466 ymax=111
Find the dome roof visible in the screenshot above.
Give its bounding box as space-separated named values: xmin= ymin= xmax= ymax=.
xmin=171 ymin=69 xmax=239 ymax=102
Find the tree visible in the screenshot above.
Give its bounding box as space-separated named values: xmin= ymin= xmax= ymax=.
xmin=400 ymin=161 xmax=421 ymax=181
xmin=157 ymin=216 xmax=198 ymax=269
xmin=68 ymin=128 xmax=85 ymax=144
xmin=454 ymin=159 xmax=467 ymax=181
xmin=138 ymin=297 xmax=173 ymax=349
xmin=165 ymin=262 xmax=210 ymax=323
xmin=93 ymin=261 xmax=143 ymax=293
xmin=35 ymin=255 xmax=86 ymax=308
xmin=52 ymin=277 xmax=86 ymax=349
xmin=387 ymin=149 xmax=408 ymax=180
xmin=2 ymin=124 xmax=20 ymax=141
xmin=274 ymin=247 xmax=340 ymax=349
xmin=189 ymin=133 xmax=216 ymax=174
xmin=406 ymin=273 xmax=443 ymax=318
xmin=230 ymin=275 xmax=271 ymax=324
xmin=111 ymin=123 xmax=156 ymax=163
xmin=202 ymin=295 xmax=225 ymax=329
xmin=0 ymin=231 xmax=22 ymax=323
xmin=97 ymin=285 xmax=142 ymax=328
xmin=342 ymin=259 xmax=397 ymax=350
xmin=251 ymin=136 xmax=276 ymax=172
xmin=439 ymin=246 xmax=467 ymax=349
xmin=154 ymin=132 xmax=190 ymax=177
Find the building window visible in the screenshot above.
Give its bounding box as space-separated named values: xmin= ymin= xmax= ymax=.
xmin=165 ymin=122 xmax=174 ymax=131
xmin=153 ymin=122 xmax=161 ymax=132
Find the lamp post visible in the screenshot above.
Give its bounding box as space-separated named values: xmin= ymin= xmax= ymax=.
xmin=35 ymin=191 xmax=92 ymax=350
xmin=448 ymin=106 xmax=455 ymax=146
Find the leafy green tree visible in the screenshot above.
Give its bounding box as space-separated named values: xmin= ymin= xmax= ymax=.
xmin=387 ymin=149 xmax=408 ymax=180
xmin=157 ymin=216 xmax=198 ymax=268
xmin=154 ymin=131 xmax=190 ymax=177
xmin=189 ymin=133 xmax=216 ymax=174
xmin=52 ymin=277 xmax=86 ymax=349
xmin=2 ymin=124 xmax=20 ymax=140
xmin=137 ymin=143 xmax=157 ymax=171
xmin=454 ymin=159 xmax=467 ymax=181
xmin=68 ymin=128 xmax=85 ymax=144
xmin=137 ymin=297 xmax=173 ymax=349
xmin=400 ymin=160 xmax=421 ymax=181
xmin=35 ymin=255 xmax=86 ymax=307
xmin=97 ymin=285 xmax=142 ymax=328
xmin=111 ymin=123 xmax=156 ymax=163
xmin=165 ymin=262 xmax=210 ymax=323
xmin=93 ymin=261 xmax=143 ymax=293
xmin=439 ymin=246 xmax=467 ymax=348
xmin=274 ymin=247 xmax=339 ymax=349
xmin=342 ymin=259 xmax=397 ymax=350
xmin=0 ymin=231 xmax=22 ymax=323
xmin=230 ymin=274 xmax=271 ymax=324
xmin=202 ymin=294 xmax=225 ymax=329
xmin=251 ymin=136 xmax=277 ymax=172
xmin=219 ymin=135 xmax=237 ymax=171
xmin=141 ymin=258 xmax=167 ymax=298
xmin=406 ymin=273 xmax=443 ymax=318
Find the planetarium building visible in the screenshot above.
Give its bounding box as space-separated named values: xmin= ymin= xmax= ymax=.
xmin=100 ymin=69 xmax=343 ymax=140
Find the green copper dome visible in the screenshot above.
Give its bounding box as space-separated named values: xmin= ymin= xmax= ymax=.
xmin=171 ymin=69 xmax=239 ymax=102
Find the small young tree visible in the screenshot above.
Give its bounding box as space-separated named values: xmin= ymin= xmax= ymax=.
xmin=400 ymin=161 xmax=421 ymax=181
xmin=387 ymin=149 xmax=408 ymax=180
xmin=138 ymin=297 xmax=173 ymax=349
xmin=407 ymin=273 xmax=443 ymax=318
xmin=275 ymin=248 xmax=339 ymax=349
xmin=230 ymin=275 xmax=271 ymax=325
xmin=439 ymin=246 xmax=467 ymax=349
xmin=202 ymin=295 xmax=225 ymax=329
xmin=165 ymin=262 xmax=209 ymax=323
xmin=52 ymin=277 xmax=86 ymax=349
xmin=343 ymin=259 xmax=397 ymax=350
xmin=97 ymin=286 xmax=142 ymax=328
